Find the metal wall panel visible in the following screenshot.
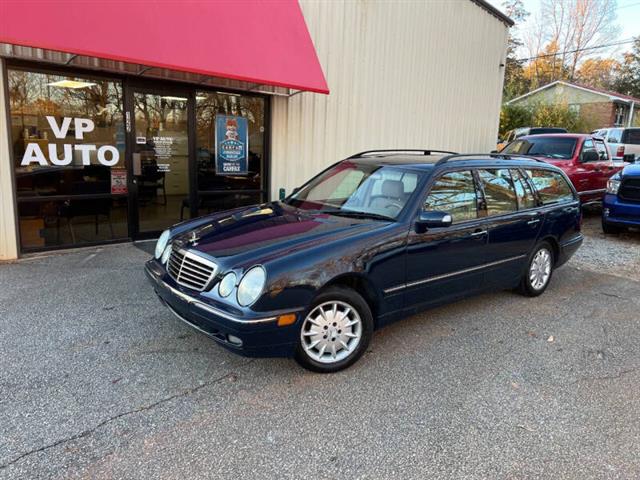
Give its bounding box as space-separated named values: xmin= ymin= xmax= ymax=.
xmin=270 ymin=0 xmax=509 ymax=197
xmin=0 ymin=59 xmax=19 ymax=260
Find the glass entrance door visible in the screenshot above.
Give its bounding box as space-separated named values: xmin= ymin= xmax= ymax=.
xmin=131 ymin=90 xmax=190 ymax=235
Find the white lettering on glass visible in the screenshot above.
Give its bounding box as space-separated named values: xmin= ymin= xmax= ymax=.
xmin=21 ymin=116 xmax=121 ymax=167
xmin=74 ymin=144 xmax=96 ymax=165
xmin=46 ymin=116 xmax=72 ymax=139
xmin=48 ymin=144 xmax=73 ymax=166
xmin=21 ymin=143 xmax=48 ymax=166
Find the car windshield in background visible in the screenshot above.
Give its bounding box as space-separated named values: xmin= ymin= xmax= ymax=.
xmin=502 ymin=137 xmax=577 ymax=159
xmin=287 ymin=162 xmax=422 ymax=220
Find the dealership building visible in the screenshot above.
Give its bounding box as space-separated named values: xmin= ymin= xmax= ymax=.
xmin=0 ymin=0 xmax=511 ymax=260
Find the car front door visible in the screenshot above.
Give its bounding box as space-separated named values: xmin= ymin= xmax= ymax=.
xmin=403 ymin=169 xmax=489 ymax=310
xmin=574 ymin=138 xmax=610 ymax=202
xmin=475 ymin=168 xmax=543 ymax=287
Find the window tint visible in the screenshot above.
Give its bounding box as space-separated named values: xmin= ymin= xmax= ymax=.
xmin=424 ymin=170 xmax=477 ymax=223
xmin=477 ymin=169 xmax=518 ymax=216
xmin=502 ymin=137 xmax=577 ymax=159
xmin=525 ymin=169 xmax=574 ymax=205
xmin=624 ymin=129 xmax=640 ymax=145
xmin=594 ymin=139 xmax=609 ymax=160
xmin=511 ymin=169 xmax=536 ymax=209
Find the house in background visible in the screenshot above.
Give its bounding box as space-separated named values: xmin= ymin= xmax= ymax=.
xmin=507 ymin=80 xmax=639 ymax=128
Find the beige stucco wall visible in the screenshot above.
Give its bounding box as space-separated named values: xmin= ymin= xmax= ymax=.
xmin=510 ymin=83 xmax=610 ymax=107
xmin=270 ymin=0 xmax=510 ymax=198
xmin=0 ymin=59 xmax=19 ymax=260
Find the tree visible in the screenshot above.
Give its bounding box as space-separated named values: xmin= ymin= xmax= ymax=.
xmin=523 ymin=41 xmax=569 ymax=88
xmin=502 ymin=0 xmax=530 ymax=100
xmin=613 ymin=37 xmax=640 ymax=99
xmin=575 ymin=57 xmax=620 ymax=90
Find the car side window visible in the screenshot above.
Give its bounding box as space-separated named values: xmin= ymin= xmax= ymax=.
xmin=477 ymin=169 xmax=518 ymax=216
xmin=625 ymin=129 xmax=640 ymax=145
xmin=608 ymin=129 xmax=622 ymax=143
xmin=581 ymin=139 xmax=598 ymax=162
xmin=594 ymin=139 xmax=609 ymax=160
xmin=424 ymin=170 xmax=478 ymax=223
xmin=525 ymin=169 xmax=574 ymax=205
xmin=510 ymin=169 xmax=536 ymax=209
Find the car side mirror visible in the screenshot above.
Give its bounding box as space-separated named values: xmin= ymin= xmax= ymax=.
xmin=415 ymin=210 xmax=452 ymax=233
xmin=490 ymin=149 xmax=499 ymax=154
xmin=581 ymin=150 xmax=599 ymax=163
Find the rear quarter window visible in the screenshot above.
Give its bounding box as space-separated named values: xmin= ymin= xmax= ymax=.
xmin=525 ymin=169 xmax=575 ymax=205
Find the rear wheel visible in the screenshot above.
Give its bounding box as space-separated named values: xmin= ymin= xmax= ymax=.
xmin=295 ymin=286 xmax=373 ymax=373
xmin=518 ymin=242 xmax=554 ymax=297
xmin=602 ymin=219 xmax=623 ymax=234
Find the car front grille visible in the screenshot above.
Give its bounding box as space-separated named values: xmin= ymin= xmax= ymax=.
xmin=167 ymin=248 xmax=218 ymax=291
xmin=619 ymin=178 xmax=640 ymax=203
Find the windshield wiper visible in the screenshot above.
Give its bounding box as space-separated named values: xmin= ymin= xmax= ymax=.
xmin=318 ymin=210 xmax=395 ymax=222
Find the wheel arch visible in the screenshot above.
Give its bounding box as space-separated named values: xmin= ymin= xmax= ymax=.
xmin=322 ymin=273 xmax=381 ymax=324
xmin=537 ymin=235 xmax=560 ymax=265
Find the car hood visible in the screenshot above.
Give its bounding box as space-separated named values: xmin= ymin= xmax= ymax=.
xmin=621 ymin=163 xmax=640 ymax=177
xmin=171 ymin=202 xmax=386 ymax=267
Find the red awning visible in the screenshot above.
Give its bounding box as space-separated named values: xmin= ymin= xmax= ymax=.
xmin=0 ymin=0 xmax=329 ymax=94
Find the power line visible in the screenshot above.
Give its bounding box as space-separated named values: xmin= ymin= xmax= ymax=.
xmin=516 ymin=39 xmax=636 ymax=62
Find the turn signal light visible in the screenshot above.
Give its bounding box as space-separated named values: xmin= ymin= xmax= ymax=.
xmin=277 ymin=314 xmax=297 ymax=327
xmin=616 ymin=145 xmax=625 ymax=157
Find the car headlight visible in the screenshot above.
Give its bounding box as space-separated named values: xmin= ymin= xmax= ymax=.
xmin=160 ymin=244 xmax=172 ymax=265
xmin=606 ymin=175 xmax=621 ymax=194
xmin=236 ymin=266 xmax=266 ymax=307
xmin=218 ymin=272 xmax=237 ymax=298
xmin=155 ymin=229 xmax=171 ymax=259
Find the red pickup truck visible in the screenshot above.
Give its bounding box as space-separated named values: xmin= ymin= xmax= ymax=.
xmin=501 ymin=133 xmax=627 ymax=204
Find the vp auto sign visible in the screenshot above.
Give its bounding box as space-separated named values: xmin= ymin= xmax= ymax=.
xmin=21 ymin=116 xmax=120 ymax=167
xmin=215 ymin=115 xmax=248 ymax=175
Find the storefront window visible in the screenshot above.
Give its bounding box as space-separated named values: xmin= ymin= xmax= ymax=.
xmin=195 ymin=91 xmax=266 ymax=208
xmin=8 ymin=68 xmax=127 ymax=250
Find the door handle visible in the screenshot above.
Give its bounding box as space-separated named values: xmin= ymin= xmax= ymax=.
xmin=470 ymin=229 xmax=487 ymax=238
xmin=527 ymin=218 xmax=540 ymax=225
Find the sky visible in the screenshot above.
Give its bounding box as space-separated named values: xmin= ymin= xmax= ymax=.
xmin=486 ymin=0 xmax=640 ymax=59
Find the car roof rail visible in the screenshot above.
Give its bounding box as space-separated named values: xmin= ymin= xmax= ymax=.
xmin=435 ymin=153 xmax=548 ymax=166
xmin=348 ymin=149 xmax=457 ymax=159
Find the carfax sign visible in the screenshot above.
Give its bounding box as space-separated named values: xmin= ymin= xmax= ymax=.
xmin=215 ymin=115 xmax=248 ymax=175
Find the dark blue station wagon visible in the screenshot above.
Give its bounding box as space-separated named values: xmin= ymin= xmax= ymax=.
xmin=145 ymin=150 xmax=583 ymax=372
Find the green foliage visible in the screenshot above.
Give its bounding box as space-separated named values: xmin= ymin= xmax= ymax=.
xmin=500 ymin=102 xmax=589 ymax=136
xmin=613 ymin=37 xmax=640 ymax=99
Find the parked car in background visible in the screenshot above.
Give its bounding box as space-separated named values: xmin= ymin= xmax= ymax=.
xmin=498 ymin=127 xmax=568 ymax=151
xmin=591 ymin=127 xmax=640 ymax=163
xmin=602 ymin=162 xmax=640 ymax=233
xmin=145 ymin=150 xmax=583 ymax=372
xmin=501 ymin=133 xmax=626 ymax=204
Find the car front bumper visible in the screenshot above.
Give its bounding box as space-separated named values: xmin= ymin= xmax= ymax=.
xmin=603 ymin=193 xmax=640 ymax=228
xmin=145 ymin=260 xmax=301 ymax=358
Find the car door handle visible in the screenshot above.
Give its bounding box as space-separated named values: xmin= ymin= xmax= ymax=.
xmin=470 ymin=229 xmax=487 ymax=238
xmin=527 ymin=218 xmax=541 ymax=225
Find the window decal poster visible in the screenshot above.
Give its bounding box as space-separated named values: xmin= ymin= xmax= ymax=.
xmin=215 ymin=115 xmax=248 ymax=175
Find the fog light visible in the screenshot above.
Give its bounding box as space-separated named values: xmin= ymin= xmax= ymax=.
xmin=277 ymin=313 xmax=297 ymax=326
xmin=227 ymin=334 xmax=243 ymax=346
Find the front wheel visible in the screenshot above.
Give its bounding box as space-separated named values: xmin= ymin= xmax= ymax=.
xmin=294 ymin=286 xmax=373 ymax=373
xmin=518 ymin=242 xmax=554 ymax=297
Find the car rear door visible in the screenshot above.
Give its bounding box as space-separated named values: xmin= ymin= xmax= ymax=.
xmin=475 ymin=168 xmax=542 ymax=287
xmin=403 ymin=169 xmax=489 ymax=310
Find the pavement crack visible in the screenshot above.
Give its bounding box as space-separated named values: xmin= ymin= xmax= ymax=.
xmin=0 ymin=359 xmax=255 ymax=470
xmin=569 ymin=366 xmax=639 ymax=385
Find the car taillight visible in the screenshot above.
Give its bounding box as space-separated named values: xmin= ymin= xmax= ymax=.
xmin=616 ymin=145 xmax=625 ymax=157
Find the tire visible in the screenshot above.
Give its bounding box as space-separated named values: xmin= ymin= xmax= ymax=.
xmin=518 ymin=241 xmax=554 ymax=297
xmin=602 ymin=219 xmax=622 ymax=234
xmin=294 ymin=286 xmax=373 ymax=373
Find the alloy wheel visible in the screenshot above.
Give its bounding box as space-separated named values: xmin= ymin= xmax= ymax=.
xmin=300 ymin=301 xmax=362 ymax=364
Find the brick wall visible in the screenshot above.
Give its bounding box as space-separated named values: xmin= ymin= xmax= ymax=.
xmin=579 ymin=102 xmax=616 ymax=130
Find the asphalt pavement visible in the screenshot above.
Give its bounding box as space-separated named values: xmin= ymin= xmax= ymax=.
xmin=1 ymin=218 xmax=639 ymax=479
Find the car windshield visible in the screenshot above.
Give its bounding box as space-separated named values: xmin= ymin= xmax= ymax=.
xmin=502 ymin=137 xmax=577 ymax=159
xmin=286 ymin=161 xmax=422 ymax=220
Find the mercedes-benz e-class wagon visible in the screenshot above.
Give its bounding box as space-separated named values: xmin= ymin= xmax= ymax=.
xmin=145 ymin=150 xmax=583 ymax=372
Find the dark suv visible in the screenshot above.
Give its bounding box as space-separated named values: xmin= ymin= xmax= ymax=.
xmin=146 ymin=150 xmax=583 ymax=372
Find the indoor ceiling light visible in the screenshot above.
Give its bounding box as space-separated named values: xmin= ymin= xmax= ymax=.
xmin=161 ymin=96 xmax=188 ymax=101
xmin=47 ymin=80 xmax=97 ymax=89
